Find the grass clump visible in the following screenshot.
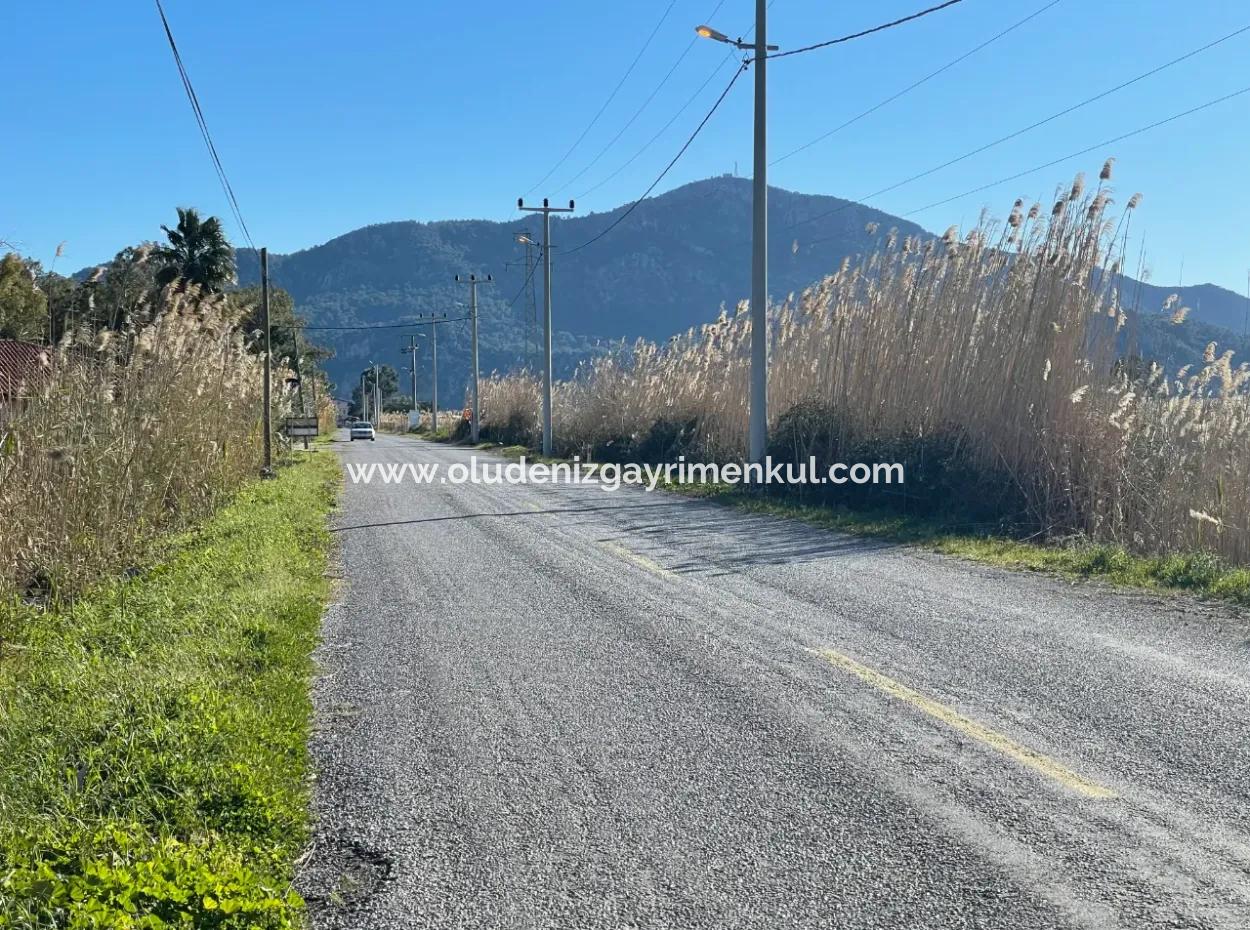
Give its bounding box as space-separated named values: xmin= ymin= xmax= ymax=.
xmin=0 ymin=453 xmax=339 ymax=928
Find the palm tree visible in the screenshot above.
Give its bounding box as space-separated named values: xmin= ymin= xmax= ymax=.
xmin=154 ymin=207 xmax=235 ymax=292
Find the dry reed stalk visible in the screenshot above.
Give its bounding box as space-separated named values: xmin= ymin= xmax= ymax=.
xmin=0 ymin=285 xmax=287 ymax=596
xmin=479 ymin=169 xmax=1250 ymax=564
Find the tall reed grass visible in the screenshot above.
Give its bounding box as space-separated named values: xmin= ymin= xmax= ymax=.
xmin=480 ymin=168 xmax=1250 ymax=565
xmin=0 ymin=285 xmax=282 ymax=596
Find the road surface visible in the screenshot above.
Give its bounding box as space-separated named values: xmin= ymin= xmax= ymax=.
xmin=300 ymin=433 xmax=1250 ymax=929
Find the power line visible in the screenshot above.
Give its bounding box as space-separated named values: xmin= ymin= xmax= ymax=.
xmin=524 ymin=1 xmax=679 ymax=197
xmin=153 ymin=0 xmax=255 ymax=252
xmin=771 ymin=0 xmax=1063 ymax=167
xmin=506 ymin=248 xmax=543 ymax=312
xmin=577 ymin=53 xmax=740 ymax=200
xmin=788 ymin=20 xmax=1250 ymax=235
xmin=553 ymin=0 xmax=729 ymax=195
xmin=764 ymin=0 xmax=967 ymax=61
xmin=800 ymin=83 xmax=1250 ymax=248
xmin=574 ymin=1 xmax=770 ymax=201
xmin=304 ymin=316 xmax=471 ymax=332
xmin=564 ymin=62 xmax=751 ymax=256
xmin=899 ymin=84 xmax=1250 ymax=218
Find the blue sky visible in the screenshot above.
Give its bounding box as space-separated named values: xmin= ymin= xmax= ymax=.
xmin=4 ymin=0 xmax=1248 ymax=294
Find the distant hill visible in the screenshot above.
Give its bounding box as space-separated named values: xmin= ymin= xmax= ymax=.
xmin=233 ymin=176 xmax=1249 ymax=403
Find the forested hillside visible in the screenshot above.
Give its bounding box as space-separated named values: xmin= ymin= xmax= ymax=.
xmin=232 ymin=176 xmax=1249 ymax=403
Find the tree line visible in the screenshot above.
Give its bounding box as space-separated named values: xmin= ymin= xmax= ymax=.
xmin=0 ymin=207 xmax=329 ymax=383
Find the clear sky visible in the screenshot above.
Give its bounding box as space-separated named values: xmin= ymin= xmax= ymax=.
xmin=4 ymin=1 xmax=1248 ymax=293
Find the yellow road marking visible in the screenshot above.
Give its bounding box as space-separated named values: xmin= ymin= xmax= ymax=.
xmin=526 ymin=501 xmax=544 ymax=512
xmin=807 ymin=647 xmax=1115 ymax=800
xmin=598 ymin=541 xmax=672 ymax=578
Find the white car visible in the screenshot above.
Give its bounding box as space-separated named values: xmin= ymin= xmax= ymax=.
xmin=349 ymin=421 xmax=376 ymax=441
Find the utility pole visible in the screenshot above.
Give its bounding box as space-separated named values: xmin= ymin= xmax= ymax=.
xmin=455 ymin=273 xmax=494 ymax=443
xmin=291 ymin=322 xmax=306 ymax=415
xmin=696 ymin=10 xmax=776 ymax=463
xmin=518 ymin=198 xmax=575 ymax=456
xmin=749 ymin=0 xmax=769 ymax=464
xmin=398 ymin=313 xmax=451 ymax=434
xmin=430 ymin=322 xmax=438 ymax=434
xmin=373 ymin=362 xmax=381 ymax=425
xmin=261 ymin=247 xmax=272 ymax=474
xmin=402 ymin=334 xmax=421 ymax=430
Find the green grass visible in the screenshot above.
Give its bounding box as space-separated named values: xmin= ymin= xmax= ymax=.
xmin=0 ymin=453 xmax=340 ymax=928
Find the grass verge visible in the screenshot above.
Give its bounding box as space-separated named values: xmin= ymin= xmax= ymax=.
xmin=0 ymin=453 xmax=340 ymax=928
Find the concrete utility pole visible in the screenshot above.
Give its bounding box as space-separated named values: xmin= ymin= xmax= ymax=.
xmin=749 ymin=0 xmax=769 ymax=464
xmin=399 ymin=313 xmax=451 ymax=433
xmin=696 ymin=7 xmax=776 ymax=463
xmin=517 ymin=198 xmax=575 ymax=456
xmin=368 ymin=361 xmax=380 ymax=425
xmin=455 ymin=273 xmax=494 ymax=443
xmin=402 ymin=334 xmax=421 ymax=430
xmin=261 ymin=247 xmax=272 ymax=473
xmin=430 ymin=323 xmax=438 ymax=434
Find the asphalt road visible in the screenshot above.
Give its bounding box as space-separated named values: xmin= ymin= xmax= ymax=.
xmin=301 ymin=433 xmax=1250 ymax=929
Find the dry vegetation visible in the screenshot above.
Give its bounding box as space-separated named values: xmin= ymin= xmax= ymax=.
xmin=0 ymin=286 xmax=288 ymax=597
xmin=480 ymin=166 xmax=1250 ymax=566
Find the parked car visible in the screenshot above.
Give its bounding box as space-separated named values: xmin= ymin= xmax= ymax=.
xmin=349 ymin=421 xmax=376 ymax=441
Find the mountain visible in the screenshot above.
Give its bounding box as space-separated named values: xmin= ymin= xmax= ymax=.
xmin=233 ymin=176 xmax=1249 ymax=404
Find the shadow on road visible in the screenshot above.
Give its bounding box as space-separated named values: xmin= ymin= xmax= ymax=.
xmin=330 ymin=500 xmax=676 ymax=534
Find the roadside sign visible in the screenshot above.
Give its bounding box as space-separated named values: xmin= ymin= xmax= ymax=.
xmin=284 ymin=416 xmax=320 ymax=437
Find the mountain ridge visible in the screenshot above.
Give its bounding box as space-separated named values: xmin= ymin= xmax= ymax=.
xmin=231 ymin=176 xmax=1249 ymax=401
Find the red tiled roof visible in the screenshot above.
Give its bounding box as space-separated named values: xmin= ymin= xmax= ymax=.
xmin=0 ymin=339 xmax=50 ymax=399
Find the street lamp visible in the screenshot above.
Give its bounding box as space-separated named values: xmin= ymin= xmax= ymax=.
xmin=697 ymin=4 xmax=776 ymax=463
xmin=695 ymin=25 xmax=739 ymax=46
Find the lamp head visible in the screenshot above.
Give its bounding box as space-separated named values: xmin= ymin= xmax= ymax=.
xmin=696 ymin=24 xmax=730 ymax=43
